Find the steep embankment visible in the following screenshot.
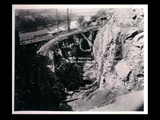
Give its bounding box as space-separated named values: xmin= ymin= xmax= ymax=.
xmin=67 ymin=8 xmax=144 ymax=111
xmin=93 ymin=8 xmax=144 ymax=91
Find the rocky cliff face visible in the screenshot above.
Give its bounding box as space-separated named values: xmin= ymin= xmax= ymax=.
xmin=93 ymin=8 xmax=144 ymax=92
xmin=66 ymin=8 xmax=145 ymax=111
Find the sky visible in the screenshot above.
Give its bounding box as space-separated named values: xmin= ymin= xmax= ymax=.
xmin=13 ymin=5 xmax=146 ymax=17
xmin=13 ymin=5 xmax=103 ymax=15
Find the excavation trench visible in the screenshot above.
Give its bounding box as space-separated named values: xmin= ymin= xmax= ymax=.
xmin=34 ymin=29 xmax=126 ymax=111
xmin=34 ymin=31 xmax=98 ymax=110
xmin=42 ymin=32 xmax=101 ymax=110
xmin=15 ymin=27 xmax=101 ymax=111
xmin=15 ymin=28 xmax=129 ymax=111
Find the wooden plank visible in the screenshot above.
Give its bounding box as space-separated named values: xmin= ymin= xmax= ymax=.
xmin=81 ymin=33 xmax=96 ymax=48
xmin=60 ymin=97 xmax=80 ymax=103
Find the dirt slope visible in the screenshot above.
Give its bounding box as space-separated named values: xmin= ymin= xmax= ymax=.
xmin=89 ymin=90 xmax=144 ymax=111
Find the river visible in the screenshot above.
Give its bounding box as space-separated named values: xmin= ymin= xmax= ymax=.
xmin=19 ymin=21 xmax=79 ymax=41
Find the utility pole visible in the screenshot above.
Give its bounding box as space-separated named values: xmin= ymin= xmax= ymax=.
xmin=70 ymin=9 xmax=72 ymax=20
xmin=67 ymin=8 xmax=70 ymax=32
xmin=56 ymin=9 xmax=59 ymax=32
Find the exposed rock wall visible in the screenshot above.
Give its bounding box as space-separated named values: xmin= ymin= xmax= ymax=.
xmin=93 ymin=8 xmax=144 ymax=92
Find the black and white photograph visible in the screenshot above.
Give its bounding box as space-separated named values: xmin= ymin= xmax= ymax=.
xmin=12 ymin=5 xmax=148 ymax=114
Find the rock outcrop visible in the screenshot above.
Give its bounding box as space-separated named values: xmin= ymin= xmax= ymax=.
xmin=93 ymin=8 xmax=144 ymax=92
xmin=66 ymin=8 xmax=145 ymax=111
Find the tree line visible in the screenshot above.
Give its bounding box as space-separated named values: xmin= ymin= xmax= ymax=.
xmin=15 ymin=9 xmax=75 ymax=33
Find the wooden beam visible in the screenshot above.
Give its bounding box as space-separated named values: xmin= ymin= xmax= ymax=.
xmin=81 ymin=33 xmax=97 ymax=48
